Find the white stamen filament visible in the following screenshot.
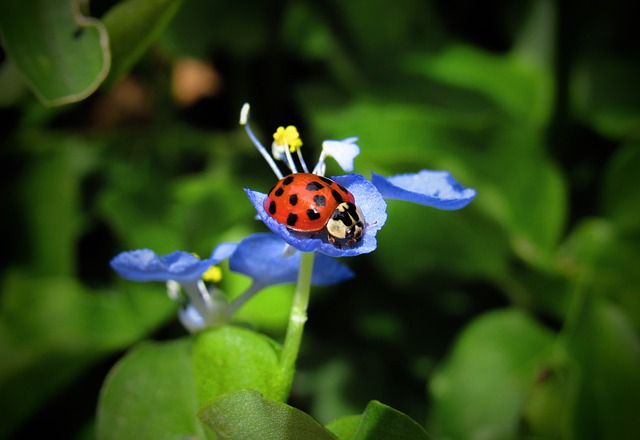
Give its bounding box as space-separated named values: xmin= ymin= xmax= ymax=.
xmin=296 ymin=148 xmax=309 ymax=173
xmin=283 ymin=145 xmax=298 ymax=174
xmin=240 ymin=103 xmax=283 ymax=180
xmin=312 ymin=150 xmax=327 ymax=176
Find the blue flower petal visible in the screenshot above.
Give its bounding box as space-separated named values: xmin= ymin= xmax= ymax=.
xmin=110 ymin=242 xmax=237 ymax=283
xmin=211 ymin=242 xmax=238 ymax=262
xmin=229 ymin=233 xmax=354 ymax=287
xmin=371 ymin=170 xmax=476 ymax=210
xmin=244 ymin=173 xmax=387 ymax=257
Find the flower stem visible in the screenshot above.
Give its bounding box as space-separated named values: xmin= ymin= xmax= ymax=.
xmin=274 ymin=251 xmax=315 ymax=402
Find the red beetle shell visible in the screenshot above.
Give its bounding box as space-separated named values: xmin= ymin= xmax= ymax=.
xmin=264 ymin=173 xmax=355 ymax=232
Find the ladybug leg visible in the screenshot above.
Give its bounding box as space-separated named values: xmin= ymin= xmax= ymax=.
xmin=327 ymin=234 xmax=343 ymax=249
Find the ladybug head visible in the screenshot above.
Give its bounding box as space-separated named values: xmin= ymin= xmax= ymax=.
xmin=326 ymin=202 xmax=365 ymax=247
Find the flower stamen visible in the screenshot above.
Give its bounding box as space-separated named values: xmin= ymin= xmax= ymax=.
xmin=272 ymin=125 xmax=302 ymax=174
xmin=240 ymin=103 xmax=283 ymax=180
xmin=273 ymin=126 xmax=303 ymax=152
xmin=272 ymin=125 xmax=311 ymax=174
xmin=202 ymin=265 xmax=223 ymax=283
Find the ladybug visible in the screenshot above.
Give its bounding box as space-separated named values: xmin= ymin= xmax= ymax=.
xmin=264 ymin=173 xmax=365 ymax=248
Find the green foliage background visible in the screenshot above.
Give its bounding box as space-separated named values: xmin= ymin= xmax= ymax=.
xmin=1 ymin=0 xmax=639 ymax=438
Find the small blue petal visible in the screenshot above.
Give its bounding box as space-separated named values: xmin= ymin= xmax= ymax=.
xmin=211 ymin=242 xmax=238 ymax=262
xmin=229 ymin=233 xmax=354 ymax=287
xmin=245 ymin=173 xmax=387 ymax=257
xmin=111 ymin=242 xmax=237 ymax=283
xmin=371 ymin=170 xmax=476 ymax=210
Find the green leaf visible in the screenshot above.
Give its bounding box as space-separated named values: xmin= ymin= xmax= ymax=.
xmin=377 ymin=200 xmax=510 ymax=283
xmin=325 ymin=415 xmax=361 ymax=439
xmin=566 ymin=295 xmax=640 ymax=439
xmin=571 ymin=56 xmax=640 ymax=139
xmin=0 ymin=0 xmax=110 ymax=106
xmin=557 ymin=219 xmax=640 ymax=328
xmin=327 ymin=401 xmax=430 ymax=440
xmin=404 ymin=43 xmax=552 ymax=127
xmin=96 ymin=338 xmax=211 ymax=440
xmin=601 ymin=141 xmax=640 ymax=233
xmin=192 ymin=326 xmax=281 ymax=405
xmin=0 ymin=271 xmax=175 ymax=440
xmin=428 ymin=309 xmax=555 ymax=440
xmin=102 ymin=0 xmax=185 ymax=86
xmin=16 ymin=134 xmax=98 ymax=276
xmin=199 ymin=389 xmax=337 ymax=440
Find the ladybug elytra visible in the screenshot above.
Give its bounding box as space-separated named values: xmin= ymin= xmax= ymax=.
xmin=264 ymin=173 xmax=365 ymax=248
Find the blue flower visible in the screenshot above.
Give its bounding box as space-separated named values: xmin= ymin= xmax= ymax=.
xmin=111 ymin=244 xmax=238 ymax=331
xmin=245 ymin=174 xmax=388 ymax=258
xmin=110 ymin=244 xmax=236 ymax=283
xmin=110 ymin=233 xmax=356 ymax=330
xmin=371 ymin=170 xmax=476 ymax=210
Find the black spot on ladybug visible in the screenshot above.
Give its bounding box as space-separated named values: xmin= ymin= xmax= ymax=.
xmin=337 ymin=183 xmax=348 ymax=193
xmin=307 ymin=209 xmax=321 ymax=221
xmin=274 ymin=187 xmax=284 ymax=197
xmin=314 ymin=195 xmax=326 ymax=206
xmin=283 ymin=176 xmax=294 ymax=185
xmin=289 ymin=194 xmax=298 ymax=206
xmin=306 ymin=181 xmax=324 ymax=191
xmin=287 ymin=213 xmax=298 ymax=226
xmin=319 ymin=176 xmax=333 ymax=185
xmin=268 ymin=201 xmax=277 ymax=215
xmin=331 ymin=189 xmax=344 ymax=204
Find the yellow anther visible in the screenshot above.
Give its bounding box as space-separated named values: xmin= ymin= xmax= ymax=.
xmin=273 ymin=125 xmax=303 ymax=152
xmin=202 ymin=265 xmax=223 ymax=283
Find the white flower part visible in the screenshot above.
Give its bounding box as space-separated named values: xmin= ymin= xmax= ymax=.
xmin=178 ymin=303 xmax=207 ymax=333
xmin=314 ymin=161 xmax=327 ymax=177
xmin=166 ymin=280 xmax=182 ymax=301
xmin=314 ymin=137 xmax=360 ymax=174
xmin=178 ymin=288 xmax=231 ymax=333
xmin=271 ymin=141 xmax=299 ymax=173
xmin=271 ymin=141 xmax=287 ymax=161
xmin=281 ymin=243 xmax=298 ymax=257
xmin=239 ymin=103 xmax=250 ymax=125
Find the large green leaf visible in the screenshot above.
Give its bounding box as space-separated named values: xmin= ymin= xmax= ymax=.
xmin=0 ymin=271 xmax=175 ymax=439
xmin=16 ymin=134 xmax=98 ymax=276
xmin=565 ymin=295 xmax=640 ymax=439
xmin=428 ymin=309 xmax=555 ymax=440
xmin=326 ymin=400 xmax=430 ymax=440
xmin=0 ymin=0 xmax=110 ymax=106
xmin=96 ymin=338 xmax=211 ymax=440
xmin=557 ymin=218 xmax=640 ymax=330
xmin=404 ymin=44 xmax=552 ymax=128
xmin=601 ymin=141 xmax=640 ymax=233
xmin=192 ymin=326 xmax=281 ymax=405
xmin=571 ymin=56 xmax=640 ymax=139
xmin=199 ymin=389 xmax=337 ymax=440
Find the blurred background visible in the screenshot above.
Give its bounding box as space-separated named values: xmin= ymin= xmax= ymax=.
xmin=1 ymin=0 xmax=639 ymax=438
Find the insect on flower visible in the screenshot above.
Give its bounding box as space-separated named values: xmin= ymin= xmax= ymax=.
xmin=241 ymin=104 xmax=368 ymax=249
xmin=264 ymin=173 xmax=366 ymax=248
